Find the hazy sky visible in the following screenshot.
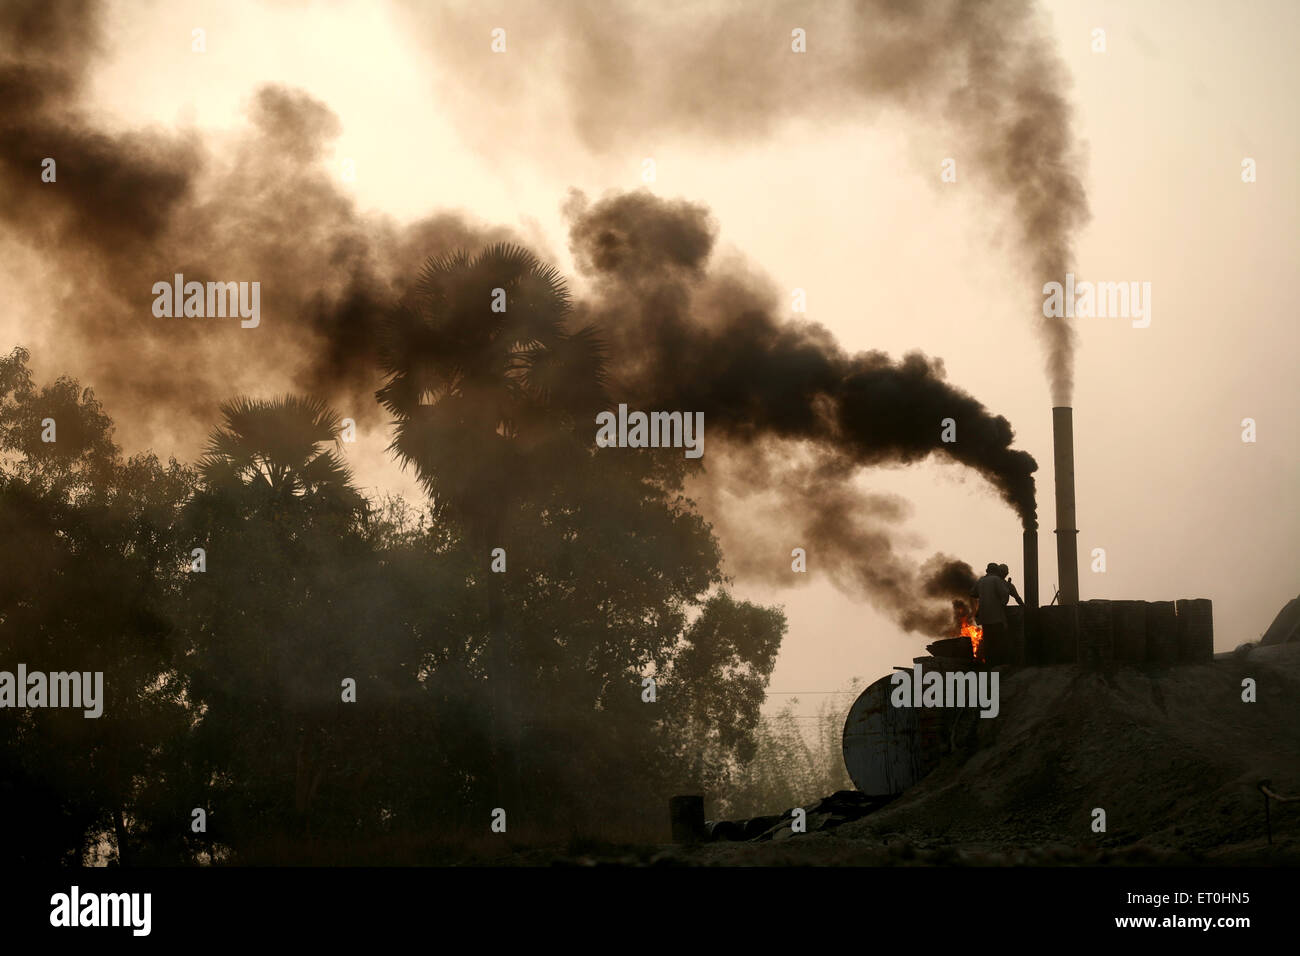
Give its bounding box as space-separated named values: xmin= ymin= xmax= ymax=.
xmin=3 ymin=0 xmax=1296 ymax=719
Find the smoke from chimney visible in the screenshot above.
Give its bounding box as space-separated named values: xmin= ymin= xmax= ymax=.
xmin=1 ymin=0 xmax=1069 ymax=637
xmin=568 ymin=190 xmax=1036 ymax=633
xmin=400 ymin=0 xmax=1091 ymax=404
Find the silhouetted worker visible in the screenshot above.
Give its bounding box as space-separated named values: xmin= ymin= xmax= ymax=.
xmin=971 ymin=562 xmax=1020 ymax=666
xmin=998 ymin=564 xmax=1024 ymax=607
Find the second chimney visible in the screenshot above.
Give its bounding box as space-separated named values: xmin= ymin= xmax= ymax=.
xmin=1023 ymin=528 xmax=1039 ymax=662
xmin=1052 ymin=406 xmax=1080 ymax=604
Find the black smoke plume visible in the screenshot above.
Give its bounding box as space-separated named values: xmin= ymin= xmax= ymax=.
xmin=2 ymin=0 xmax=1044 ymax=635
xmin=567 ymin=189 xmax=1032 ymax=633
xmin=0 ymin=0 xmax=515 ymax=452
xmin=400 ymin=0 xmax=1090 ymax=402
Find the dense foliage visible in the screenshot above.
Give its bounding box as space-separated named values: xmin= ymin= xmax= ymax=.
xmin=0 ymin=281 xmax=796 ymax=862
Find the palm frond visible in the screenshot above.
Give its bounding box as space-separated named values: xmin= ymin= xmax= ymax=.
xmin=377 ymin=244 xmax=606 ymax=517
xmin=199 ymin=394 xmax=360 ymax=508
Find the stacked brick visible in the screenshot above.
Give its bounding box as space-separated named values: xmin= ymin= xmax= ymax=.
xmin=1029 ymin=599 xmax=1212 ymax=665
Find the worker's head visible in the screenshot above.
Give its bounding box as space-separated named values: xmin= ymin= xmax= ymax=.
xmin=998 ymin=563 xmax=1010 ymax=578
xmin=986 ymin=562 xmax=999 ymax=574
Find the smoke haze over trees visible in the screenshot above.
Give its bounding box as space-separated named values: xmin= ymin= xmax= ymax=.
xmin=0 ymin=344 xmax=786 ymax=862
xmin=0 ymin=0 xmax=1084 ymax=865
xmin=0 ymin=0 xmax=1041 ymax=636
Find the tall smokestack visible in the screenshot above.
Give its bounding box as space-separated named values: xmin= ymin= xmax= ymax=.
xmin=1052 ymin=406 xmax=1079 ymax=604
xmin=1022 ymin=530 xmax=1039 ymax=609
xmin=1023 ymin=528 xmax=1039 ymax=661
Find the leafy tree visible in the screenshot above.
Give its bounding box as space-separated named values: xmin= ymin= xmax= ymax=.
xmin=0 ymin=347 xmax=194 ymax=865
xmin=178 ymin=392 xmax=417 ymax=861
xmin=655 ymin=592 xmax=786 ymax=798
xmin=374 ymin=250 xmax=790 ymax=838
xmin=0 ymin=346 xmax=116 ymax=490
xmin=375 ymin=245 xmax=607 ymax=807
xmin=2 ymin=275 xmax=797 ymax=862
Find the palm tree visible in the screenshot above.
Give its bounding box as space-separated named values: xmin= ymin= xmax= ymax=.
xmin=375 ymin=244 xmax=606 ymax=805
xmin=194 ymin=393 xmax=365 ymax=847
xmin=376 ymin=245 xmax=605 ymax=518
xmin=198 ymin=394 xmax=366 ymax=518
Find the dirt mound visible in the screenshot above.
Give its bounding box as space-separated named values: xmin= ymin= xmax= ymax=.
xmin=499 ymin=653 xmax=1300 ymax=866
xmin=833 ymin=650 xmax=1300 ymax=858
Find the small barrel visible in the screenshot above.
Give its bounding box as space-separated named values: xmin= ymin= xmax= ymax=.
xmin=669 ymin=795 xmax=706 ymax=844
xmin=1175 ymin=598 xmax=1214 ymax=663
xmin=1145 ymin=601 xmax=1178 ymax=663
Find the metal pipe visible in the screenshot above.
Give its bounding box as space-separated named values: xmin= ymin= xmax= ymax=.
xmin=1052 ymin=406 xmax=1080 ymax=604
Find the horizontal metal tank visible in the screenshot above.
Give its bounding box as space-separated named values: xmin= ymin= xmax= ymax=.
xmin=841 ymin=672 xmax=945 ymax=796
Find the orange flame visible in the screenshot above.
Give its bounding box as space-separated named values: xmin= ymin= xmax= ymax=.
xmin=951 ymin=598 xmax=984 ymax=662
xmin=962 ymin=618 xmax=985 ymax=663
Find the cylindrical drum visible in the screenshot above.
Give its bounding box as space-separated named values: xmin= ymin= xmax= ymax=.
xmin=669 ymin=795 xmax=706 ymax=844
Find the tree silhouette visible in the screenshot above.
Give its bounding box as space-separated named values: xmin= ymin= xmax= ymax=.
xmin=0 ymin=348 xmax=195 ymax=865
xmin=375 ymin=244 xmax=605 ymax=522
xmin=181 ymin=392 xmax=390 ymax=860
xmin=3 ymin=296 xmax=797 ymax=860
xmin=198 ymin=394 xmax=365 ymax=520
xmin=375 ymin=244 xmax=607 ymax=806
